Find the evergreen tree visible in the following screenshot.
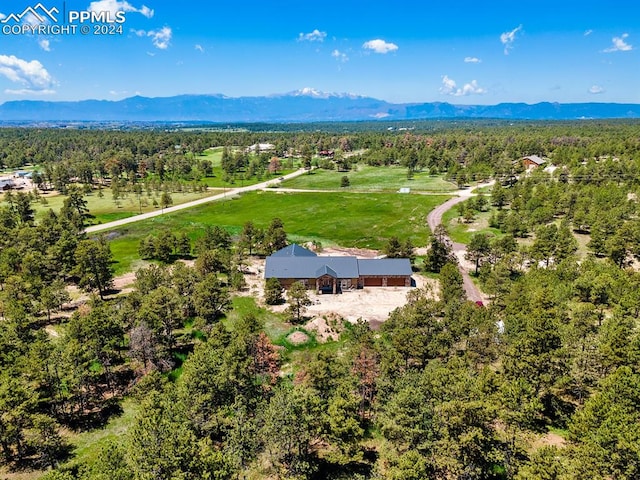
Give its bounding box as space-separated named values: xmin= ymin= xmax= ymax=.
xmin=264 ymin=277 xmax=284 ymax=305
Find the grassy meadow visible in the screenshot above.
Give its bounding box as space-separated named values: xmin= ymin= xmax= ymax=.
xmin=34 ymin=188 xmax=217 ymax=225
xmin=442 ymin=200 xmax=503 ymax=244
xmin=282 ymin=165 xmax=457 ymax=192
xmin=102 ymin=191 xmax=450 ymax=274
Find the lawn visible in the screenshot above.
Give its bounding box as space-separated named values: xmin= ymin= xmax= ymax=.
xmin=442 ymin=200 xmax=503 ymax=244
xmin=282 ymin=165 xmax=457 ymax=192
xmin=101 ymin=191 xmax=450 ymax=275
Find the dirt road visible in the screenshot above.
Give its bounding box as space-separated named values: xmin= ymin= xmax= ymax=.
xmin=426 ymin=183 xmax=493 ymax=303
xmin=85 ymin=168 xmax=309 ymax=234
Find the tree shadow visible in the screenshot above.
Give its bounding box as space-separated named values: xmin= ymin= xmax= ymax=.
xmin=61 ymin=397 xmax=124 ymax=432
xmin=312 ymin=456 xmax=375 ymax=480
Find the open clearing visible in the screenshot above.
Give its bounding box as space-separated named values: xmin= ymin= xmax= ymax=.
xmin=103 ymin=191 xmax=450 ymax=274
xmin=282 ymin=165 xmax=457 ymax=192
xmin=34 ymin=188 xmax=216 ymax=225
xmin=442 ymin=200 xmax=503 ymax=244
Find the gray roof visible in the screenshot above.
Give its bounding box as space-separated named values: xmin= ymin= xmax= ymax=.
xmin=265 ymin=256 xmax=359 ymax=279
xmin=265 ymin=255 xmax=412 ymax=280
xmin=523 ymin=155 xmax=546 ymax=165
xmin=315 ymin=265 xmax=338 ymax=278
xmin=270 ymin=244 xmax=317 ymax=257
xmin=358 ymin=258 xmax=412 ymax=276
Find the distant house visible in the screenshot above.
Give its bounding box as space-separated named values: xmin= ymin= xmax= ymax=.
xmin=522 ymin=155 xmax=546 ymax=169
xmin=264 ymin=244 xmax=412 ymax=294
xmin=247 ymin=143 xmax=275 ymax=153
xmin=318 ymin=150 xmax=334 ymax=158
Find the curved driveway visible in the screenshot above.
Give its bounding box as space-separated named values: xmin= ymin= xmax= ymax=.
xmin=426 ymin=184 xmax=493 ymax=303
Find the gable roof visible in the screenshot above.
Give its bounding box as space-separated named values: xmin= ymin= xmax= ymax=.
xmin=315 ymin=265 xmax=338 ymax=278
xmin=358 ymin=258 xmax=412 ymax=276
xmin=522 ymin=155 xmax=546 ymax=165
xmin=270 ymin=244 xmax=317 ymax=258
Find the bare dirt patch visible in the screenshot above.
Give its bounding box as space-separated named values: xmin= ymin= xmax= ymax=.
xmin=113 ymin=271 xmax=136 ymax=292
xmin=287 ymin=330 xmax=310 ymax=345
xmin=305 ymin=313 xmax=343 ymax=342
xmin=320 ymin=246 xmax=380 ymax=258
xmin=305 ymin=274 xmax=435 ymax=326
xmin=531 ymin=431 xmax=567 ymax=450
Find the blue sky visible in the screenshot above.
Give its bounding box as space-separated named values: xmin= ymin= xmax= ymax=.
xmin=0 ymin=0 xmax=638 ymax=104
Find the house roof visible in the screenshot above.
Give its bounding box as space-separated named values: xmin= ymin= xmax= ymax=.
xmin=315 ymin=265 xmax=338 ymax=278
xmin=523 ymin=155 xmax=546 ymax=165
xmin=357 ymin=258 xmax=412 ymax=276
xmin=270 ymin=244 xmax=317 ymax=258
xmin=265 ymin=256 xmax=359 ymax=279
xmin=266 ymin=244 xmax=412 ymax=281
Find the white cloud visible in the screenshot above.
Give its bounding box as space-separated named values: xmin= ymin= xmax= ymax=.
xmin=584 ymin=29 xmax=593 ymax=36
xmin=298 ymin=29 xmax=327 ymax=42
xmin=464 ymin=56 xmax=481 ymax=63
xmin=148 ymin=26 xmax=171 ymax=49
xmin=500 ymin=25 xmax=522 ymax=55
xmin=5 ymin=88 xmax=55 ymax=95
xmin=195 ymin=44 xmax=205 ymax=53
xmin=88 ymin=0 xmax=154 ymax=20
xmin=0 ymin=55 xmax=55 ymax=93
xmin=0 ymin=13 xmax=6 ymax=21
xmin=589 ymin=85 xmax=605 ymax=94
xmin=440 ymin=75 xmax=486 ymax=96
xmin=362 ymin=39 xmax=398 ymax=54
xmin=38 ymin=39 xmax=51 ymax=52
xmin=331 ymin=49 xmax=348 ymax=63
xmin=133 ymin=26 xmax=172 ymax=49
xmin=138 ymin=5 xmax=153 ymax=18
xmin=604 ymin=33 xmax=633 ymax=52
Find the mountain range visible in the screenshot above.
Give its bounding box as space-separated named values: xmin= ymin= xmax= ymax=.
xmin=1 ymin=89 xmax=639 ymax=122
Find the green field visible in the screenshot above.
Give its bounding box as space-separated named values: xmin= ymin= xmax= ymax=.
xmin=282 ymin=165 xmax=457 ymax=192
xmin=33 ymin=188 xmax=216 ymax=225
xmin=103 ymin=191 xmax=450 ymax=274
xmin=442 ymin=201 xmax=503 ymax=244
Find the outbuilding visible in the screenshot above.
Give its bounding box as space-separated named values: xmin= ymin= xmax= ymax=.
xmin=522 ymin=155 xmax=546 ymax=169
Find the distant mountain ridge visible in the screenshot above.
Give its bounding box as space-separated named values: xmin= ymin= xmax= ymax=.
xmin=1 ymin=89 xmax=639 ymax=122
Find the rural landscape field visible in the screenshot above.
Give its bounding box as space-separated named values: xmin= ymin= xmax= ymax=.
xmin=1 ymin=1 xmax=640 ymax=479
xmin=2 ymin=122 xmax=640 ymax=480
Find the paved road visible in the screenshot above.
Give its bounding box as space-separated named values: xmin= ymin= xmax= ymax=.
xmin=85 ymin=168 xmax=309 ymax=234
xmin=426 ymin=183 xmax=493 ymax=303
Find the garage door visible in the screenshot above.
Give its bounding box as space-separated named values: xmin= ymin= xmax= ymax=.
xmin=387 ymin=277 xmax=407 ymax=286
xmin=363 ymin=277 xmax=383 ymax=286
